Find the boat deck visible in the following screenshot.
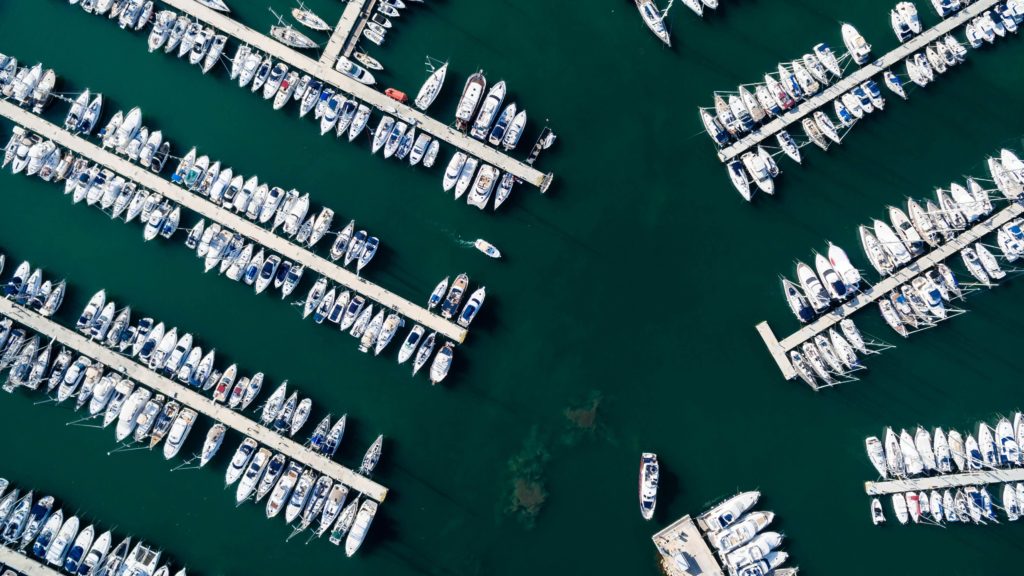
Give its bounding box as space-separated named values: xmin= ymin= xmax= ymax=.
xmin=0 ymin=297 xmax=389 ymax=503
xmin=757 ymin=201 xmax=1024 ymax=383
xmin=319 ymin=0 xmax=372 ymax=66
xmin=866 ymin=467 xmax=1024 ymax=495
xmin=651 ymin=515 xmax=726 ymax=576
xmin=161 ymin=0 xmax=553 ymax=191
xmin=715 ymin=0 xmax=1001 ymax=163
xmin=0 ymin=98 xmax=468 ymax=344
xmin=0 ymin=545 xmax=62 ymax=576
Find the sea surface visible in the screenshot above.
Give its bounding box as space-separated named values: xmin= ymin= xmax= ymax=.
xmin=1 ymin=1 xmax=1024 ymax=575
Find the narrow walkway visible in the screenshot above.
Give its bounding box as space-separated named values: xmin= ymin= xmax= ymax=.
xmin=319 ymin=0 xmax=369 ymax=66
xmin=716 ymin=0 xmax=1001 ymax=162
xmin=161 ymin=0 xmax=553 ymax=191
xmin=0 ymin=99 xmax=468 ymax=343
xmin=0 ymin=297 xmax=389 ymax=503
xmin=757 ymin=201 xmax=1024 ymax=381
xmin=865 ymin=467 xmax=1024 ymax=495
xmin=0 ymin=545 xmax=63 ymax=576
xmin=341 ymin=0 xmax=380 ymax=59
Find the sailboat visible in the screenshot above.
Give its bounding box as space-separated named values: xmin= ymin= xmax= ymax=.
xmin=291 ymin=3 xmax=330 ymax=31
xmin=415 ymin=62 xmax=448 ymax=111
xmin=269 ymin=9 xmax=318 ymax=49
xmin=634 ymin=0 xmax=672 ymax=47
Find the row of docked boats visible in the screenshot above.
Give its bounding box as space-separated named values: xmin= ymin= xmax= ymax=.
xmin=725 ymin=74 xmax=893 ymax=201
xmin=1 ymin=312 xmax=203 ymax=461
xmin=875 ymin=482 xmax=1022 ymax=525
xmin=1 ymin=287 xmax=386 ymax=556
xmin=145 ymin=9 xmax=227 ymax=74
xmin=0 ymin=257 xmax=65 ymax=320
xmin=3 ymin=127 xmax=80 ymax=183
xmin=350 ymin=0 xmax=420 ymax=48
xmin=223 ymin=433 xmax=382 ymax=555
xmin=702 ymin=40 xmax=846 ymax=147
xmin=170 ymin=145 xmax=382 ymax=272
xmin=0 ymin=55 xmax=57 ymax=114
xmin=71 ymin=288 xmax=373 ymax=456
xmin=0 ymin=476 xmax=183 ymax=576
xmin=452 ymin=71 xmax=529 ymax=150
xmin=865 ymin=415 xmax=1024 ymax=481
xmin=8 ymin=109 xmax=455 ymax=380
xmin=696 ymin=491 xmax=797 ymax=576
xmin=966 ymin=3 xmax=1023 ymax=46
xmin=367 ymin=110 xmax=441 ymax=168
xmin=71 ymin=0 xmax=155 ymax=30
xmin=300 ymin=278 xmax=453 ymax=384
xmin=441 ymin=151 xmax=517 ymax=210
xmin=902 ymin=31 xmax=969 ymax=88
xmin=92 ymin=105 xmax=171 ymax=172
xmin=5 ymin=124 xmax=183 ymax=244
xmin=103 ymin=2 xmax=545 ymax=212
xmin=787 ymin=319 xmax=870 ymax=388
xmin=781 ymin=243 xmax=862 ymax=323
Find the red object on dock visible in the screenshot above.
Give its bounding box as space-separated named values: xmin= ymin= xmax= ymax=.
xmin=385 ymin=88 xmax=408 ymax=103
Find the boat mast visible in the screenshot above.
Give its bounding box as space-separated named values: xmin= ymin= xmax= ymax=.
xmin=661 ymin=0 xmax=674 ymax=19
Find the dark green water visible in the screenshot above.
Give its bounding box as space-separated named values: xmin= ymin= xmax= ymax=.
xmin=1 ymin=0 xmax=1024 ymax=574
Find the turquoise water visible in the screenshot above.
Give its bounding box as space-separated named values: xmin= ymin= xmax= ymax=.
xmin=1 ymin=1 xmax=1024 ymax=575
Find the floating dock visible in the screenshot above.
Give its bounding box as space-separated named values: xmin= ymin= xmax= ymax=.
xmin=716 ymin=0 xmax=1002 ymax=163
xmin=865 ymin=467 xmax=1024 ymax=495
xmin=0 ymin=98 xmax=467 ymax=344
xmin=319 ymin=0 xmax=373 ymax=65
xmin=0 ymin=297 xmax=389 ymax=503
xmin=757 ymin=201 xmax=1024 ymax=383
xmin=161 ymin=0 xmax=553 ymax=192
xmin=651 ymin=515 xmax=726 ymax=576
xmin=0 ymin=545 xmax=62 ymax=576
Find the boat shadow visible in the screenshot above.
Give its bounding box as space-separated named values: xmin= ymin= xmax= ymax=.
xmin=654 ymin=463 xmax=681 ymax=521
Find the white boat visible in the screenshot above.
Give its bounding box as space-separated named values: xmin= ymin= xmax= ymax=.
xmin=638 ymin=452 xmax=659 ymax=520
xmin=344 ymin=499 xmax=378 ymax=557
xmin=865 ymin=436 xmax=888 ymax=477
xmin=841 ymin=23 xmax=872 ymax=65
xmin=470 ymin=81 xmax=506 ymax=140
xmin=271 ymin=24 xmax=318 ymax=49
xmin=455 ymin=71 xmax=486 ymax=131
xmin=708 ymin=511 xmax=774 ymax=553
xmin=467 ymin=165 xmax=499 ymax=209
xmin=397 ymin=325 xmax=425 ymax=364
xmin=197 ymin=0 xmax=230 ymax=11
xmin=874 ymin=219 xmax=911 ymax=265
xmin=776 ymin=130 xmax=801 ymax=164
xmin=429 ymin=342 xmax=454 ymax=384
xmin=634 ymin=0 xmax=672 ymax=46
xmin=414 ymin=63 xmax=447 ymax=111
xmin=796 ymin=261 xmax=829 ymax=312
xmin=334 ymin=56 xmax=376 ymax=85
xmin=236 ymin=448 xmax=271 ymax=503
xmin=162 ymin=408 xmax=197 ymax=459
xmin=292 ymin=6 xmax=329 ymax=31
xmin=200 ymin=423 xmax=226 ymax=467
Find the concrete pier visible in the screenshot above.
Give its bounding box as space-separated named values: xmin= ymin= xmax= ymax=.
xmin=866 ymin=467 xmax=1024 ymax=496
xmin=319 ymin=0 xmax=371 ymax=65
xmin=0 ymin=545 xmax=63 ymax=576
xmin=0 ymin=297 xmax=389 ymax=503
xmin=652 ymin=516 xmax=725 ymax=576
xmin=160 ymin=0 xmax=553 ymax=191
xmin=757 ymin=201 xmax=1024 ymax=382
xmin=715 ymin=0 xmax=1002 ymax=162
xmin=0 ymin=98 xmax=468 ymax=343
